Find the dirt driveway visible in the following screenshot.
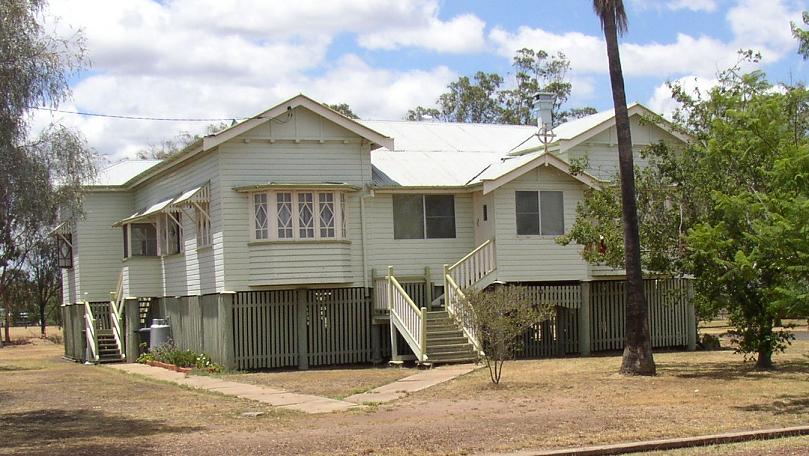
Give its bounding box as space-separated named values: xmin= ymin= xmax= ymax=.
xmin=1 ymin=336 xmax=808 ymax=455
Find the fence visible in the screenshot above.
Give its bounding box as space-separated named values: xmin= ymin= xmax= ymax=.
xmin=590 ymin=278 xmax=693 ymax=352
xmin=61 ymin=303 xmax=86 ymax=361
xmin=516 ymin=284 xmax=581 ymax=358
xmin=163 ymin=295 xmax=221 ymax=357
xmin=233 ymin=287 xmax=374 ymax=370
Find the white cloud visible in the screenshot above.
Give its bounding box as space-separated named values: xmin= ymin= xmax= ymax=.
xmin=490 ymin=0 xmax=804 ymax=80
xmin=34 ymin=0 xmax=472 ymax=159
xmin=630 ymin=0 xmax=718 ymax=12
xmin=646 ymin=75 xmax=718 ymax=118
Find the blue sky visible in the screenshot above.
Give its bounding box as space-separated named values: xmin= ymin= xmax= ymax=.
xmin=35 ymin=0 xmax=807 ymax=159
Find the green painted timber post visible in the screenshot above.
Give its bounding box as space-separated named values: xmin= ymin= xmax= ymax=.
xmin=217 ymin=292 xmax=236 ymax=370
xmin=124 ymin=297 xmax=140 ymax=362
xmin=686 ymin=281 xmax=697 ymax=351
xmin=296 ymin=289 xmax=309 ymax=370
xmin=578 ymin=281 xmax=592 ymax=356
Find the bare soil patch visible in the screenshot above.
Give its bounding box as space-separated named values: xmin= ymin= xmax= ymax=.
xmin=219 ymin=365 xmax=415 ymax=399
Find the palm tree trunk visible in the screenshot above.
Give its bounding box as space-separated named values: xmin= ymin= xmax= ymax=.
xmin=601 ymin=6 xmax=655 ymax=376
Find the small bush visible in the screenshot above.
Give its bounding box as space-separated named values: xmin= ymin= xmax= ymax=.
xmin=136 ymin=340 xmax=223 ymax=372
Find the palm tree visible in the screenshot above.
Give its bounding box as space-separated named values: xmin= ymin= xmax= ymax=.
xmin=593 ymin=0 xmax=655 ymax=375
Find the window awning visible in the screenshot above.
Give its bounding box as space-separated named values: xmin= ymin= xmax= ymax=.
xmin=113 ymin=197 xmax=174 ymax=227
xmin=171 ymin=185 xmax=210 ymax=207
xmin=232 ymin=182 xmax=360 ymax=193
xmin=49 ymin=221 xmax=71 ymax=236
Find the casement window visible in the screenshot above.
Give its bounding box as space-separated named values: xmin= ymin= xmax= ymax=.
xmin=393 ymin=194 xmax=456 ymax=239
xmin=250 ymin=190 xmax=346 ymax=241
xmin=129 ymin=223 xmax=158 ymax=256
xmin=57 ymin=234 xmax=73 ymax=269
xmin=159 ymin=212 xmax=183 ymax=255
xmin=515 ymin=191 xmax=565 ymax=236
xmin=196 ymin=203 xmax=211 ymax=248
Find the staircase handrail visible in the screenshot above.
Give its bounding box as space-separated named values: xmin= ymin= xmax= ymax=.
xmin=447 ymin=239 xmax=496 ymax=290
xmin=109 ymin=298 xmax=125 ymax=361
xmin=443 ymin=272 xmax=483 ymax=354
xmin=387 ymin=267 xmax=427 ymax=362
xmin=83 ymin=300 xmax=99 ymax=363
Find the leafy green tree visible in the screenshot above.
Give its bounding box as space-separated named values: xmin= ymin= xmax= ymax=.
xmin=27 ymin=239 xmax=61 ymax=336
xmin=324 ymin=103 xmax=359 ymax=119
xmin=560 ymin=58 xmax=809 ymax=369
xmin=461 ymin=286 xmax=553 ymax=384
xmin=791 ymin=11 xmax=809 ymax=59
xmin=1 ymin=0 xmax=95 ymax=343
xmin=407 ymin=49 xmax=594 ymax=126
xmin=137 ymin=121 xmax=230 ymax=160
xmin=593 ymin=0 xmax=655 ymax=376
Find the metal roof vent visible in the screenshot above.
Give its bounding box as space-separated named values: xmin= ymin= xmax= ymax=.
xmin=531 ymin=92 xmax=555 ymax=132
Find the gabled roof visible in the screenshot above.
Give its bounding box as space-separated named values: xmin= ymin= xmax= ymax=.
xmin=88 ymin=159 xmax=161 ymax=187
xmin=121 ymin=94 xmax=393 ymax=189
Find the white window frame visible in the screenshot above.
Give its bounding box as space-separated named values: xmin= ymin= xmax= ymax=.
xmin=250 ymin=190 xmax=346 ymax=241
xmin=514 ymin=190 xmax=565 ymax=237
xmin=159 ymin=212 xmax=184 ymax=256
xmin=195 ymin=202 xmax=212 ymax=248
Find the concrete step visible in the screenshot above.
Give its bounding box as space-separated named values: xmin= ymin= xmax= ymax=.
xmin=426 ymin=353 xmax=478 ymax=364
xmin=427 ymin=335 xmax=469 ymax=345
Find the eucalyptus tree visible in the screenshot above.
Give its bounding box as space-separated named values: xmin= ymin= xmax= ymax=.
xmin=1 ymin=0 xmax=95 ymax=342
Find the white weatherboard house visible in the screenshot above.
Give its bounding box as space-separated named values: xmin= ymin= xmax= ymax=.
xmin=57 ymin=94 xmax=697 ymax=370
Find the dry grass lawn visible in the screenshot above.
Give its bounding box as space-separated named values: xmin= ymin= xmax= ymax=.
xmin=220 ymin=365 xmax=414 ymax=399
xmin=1 ymin=330 xmax=808 ymax=455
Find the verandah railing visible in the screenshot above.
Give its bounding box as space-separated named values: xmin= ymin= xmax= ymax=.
xmin=386 ymin=266 xmax=427 ymax=362
xmin=83 ymin=301 xmax=98 ymax=363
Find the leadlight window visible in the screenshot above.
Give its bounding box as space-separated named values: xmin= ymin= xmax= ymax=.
xmin=276 ymin=192 xmax=294 ymax=239
xmin=318 ymin=192 xmax=335 ymax=238
xmin=57 ymin=234 xmax=73 ymax=268
xmin=392 ymin=194 xmax=456 ymax=239
xmin=298 ymin=192 xmax=315 ymax=239
xmin=250 ymin=190 xmax=347 ymax=241
xmin=515 ymin=191 xmax=564 ymax=236
xmin=254 ymin=193 xmax=268 ymax=240
xmin=196 ymin=203 xmax=211 ymax=247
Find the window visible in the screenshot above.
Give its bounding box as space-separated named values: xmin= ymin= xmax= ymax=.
xmin=276 ymin=192 xmax=294 ymax=239
xmin=318 ymin=192 xmax=335 ymax=238
xmin=160 ymin=213 xmax=183 ymax=255
xmin=196 ymin=203 xmax=211 ymax=247
xmin=57 ymin=234 xmax=72 ymax=268
xmin=130 ymin=223 xmax=158 ymax=256
xmin=515 ymin=191 xmax=564 ymax=236
xmin=393 ymin=194 xmax=456 ymax=239
xmin=254 ymin=193 xmax=269 ymax=240
xmin=251 ymin=190 xmax=347 ymax=241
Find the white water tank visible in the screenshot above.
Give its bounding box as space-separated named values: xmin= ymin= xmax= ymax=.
xmin=149 ymin=318 xmax=171 ymax=349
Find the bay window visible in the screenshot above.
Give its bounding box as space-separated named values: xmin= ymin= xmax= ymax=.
xmin=251 ymin=190 xmax=347 ymax=241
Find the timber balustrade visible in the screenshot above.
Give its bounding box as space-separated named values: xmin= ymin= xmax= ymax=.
xmin=386 ymin=266 xmax=427 ymax=362
xmin=83 ymin=301 xmax=98 ymax=362
xmin=447 ymin=239 xmax=496 ymax=290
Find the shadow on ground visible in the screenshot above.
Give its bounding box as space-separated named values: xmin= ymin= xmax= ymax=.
xmin=735 ymin=395 xmax=809 ymax=416
xmin=0 ymin=409 xmax=202 ymax=453
xmin=660 ymin=359 xmax=809 ymax=380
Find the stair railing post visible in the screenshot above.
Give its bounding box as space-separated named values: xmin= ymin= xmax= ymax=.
xmin=420 ymin=306 xmax=428 ymax=362
xmin=387 ymin=266 xmax=400 ymax=362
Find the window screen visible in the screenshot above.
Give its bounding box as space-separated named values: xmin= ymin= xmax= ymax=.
xmin=393 ymin=194 xmax=424 ymax=239
xmin=515 ymin=191 xmax=540 ymax=235
xmin=540 ymin=191 xmax=564 ymax=235
xmin=425 ymin=195 xmax=455 ymax=238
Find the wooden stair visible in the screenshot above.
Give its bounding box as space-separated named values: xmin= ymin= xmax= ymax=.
xmin=96 ymin=329 xmax=124 ymax=364
xmin=424 ymin=310 xmax=478 ymax=365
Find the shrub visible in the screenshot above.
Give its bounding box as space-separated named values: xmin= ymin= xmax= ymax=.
xmin=462 ymin=285 xmax=554 ymax=384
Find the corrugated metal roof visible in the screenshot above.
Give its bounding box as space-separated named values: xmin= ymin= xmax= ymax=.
xmin=90 ymin=160 xmax=161 ymax=186
xmin=366 ymin=105 xmax=632 ymax=187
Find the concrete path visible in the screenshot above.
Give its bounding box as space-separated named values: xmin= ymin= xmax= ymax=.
xmin=344 ymin=363 xmax=477 ymax=404
xmin=107 ymin=363 xmax=357 ymax=414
